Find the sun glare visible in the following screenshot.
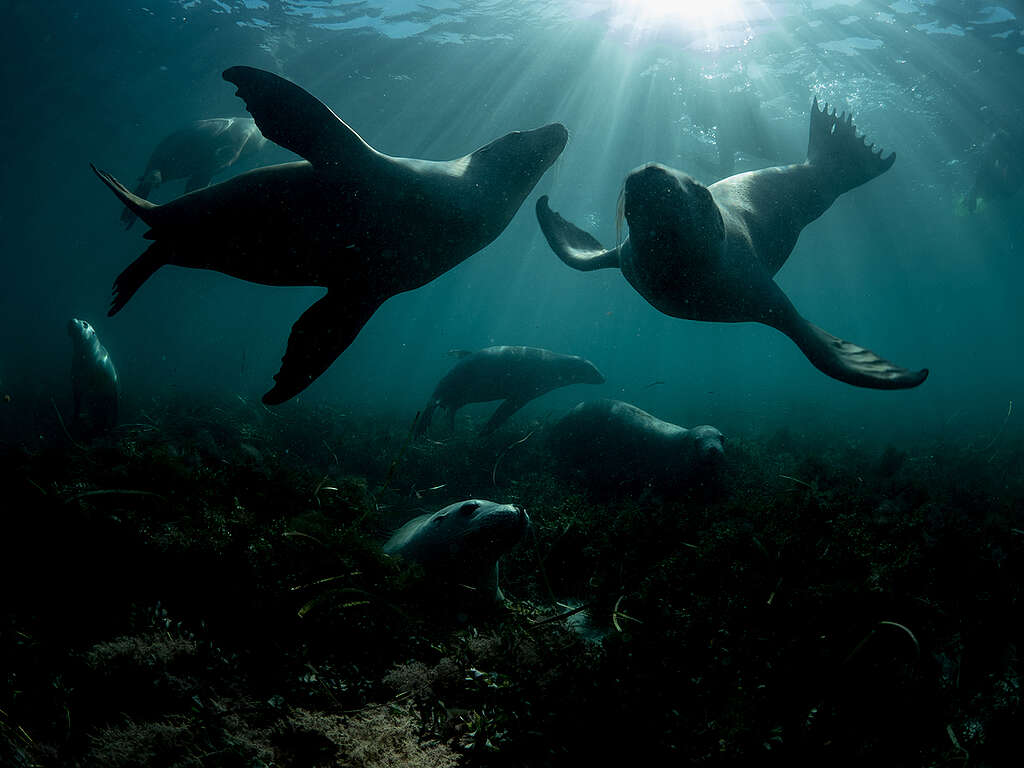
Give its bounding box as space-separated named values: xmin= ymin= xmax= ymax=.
xmin=606 ymin=0 xmax=769 ymax=42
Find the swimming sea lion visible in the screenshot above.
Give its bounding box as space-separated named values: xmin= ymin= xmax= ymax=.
xmin=68 ymin=318 xmax=119 ymax=437
xmin=549 ymin=399 xmax=724 ymax=491
xmin=93 ymin=66 xmax=568 ymax=405
xmin=964 ymin=128 xmax=1024 ymax=213
xmin=121 ymin=117 xmax=267 ymax=229
xmin=383 ymin=499 xmax=529 ymax=604
xmin=537 ymin=98 xmax=928 ymax=390
xmin=416 ymin=346 xmax=605 ymax=437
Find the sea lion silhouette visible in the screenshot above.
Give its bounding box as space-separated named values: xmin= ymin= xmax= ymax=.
xmin=93 ymin=66 xmax=568 ymax=404
xmin=121 ymin=117 xmax=267 ymax=229
xmin=416 ymin=346 xmax=605 ymax=437
xmin=537 ymin=98 xmax=928 ymax=390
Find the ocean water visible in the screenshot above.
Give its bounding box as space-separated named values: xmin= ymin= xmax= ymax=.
xmin=2 ymin=0 xmax=1021 ymax=446
xmin=2 ymin=3 xmax=1023 ymax=764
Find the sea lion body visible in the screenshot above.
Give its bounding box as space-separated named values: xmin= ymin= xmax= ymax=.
xmin=94 ymin=66 xmax=568 ymax=404
xmin=122 ymin=117 xmax=267 ymax=229
xmin=68 ymin=319 xmax=119 ymax=437
xmin=965 ymin=128 xmax=1024 ymax=212
xmin=416 ymin=346 xmax=605 ymax=437
xmin=549 ymin=399 xmax=724 ymax=490
xmin=537 ymin=98 xmax=928 ymax=390
xmin=383 ymin=499 xmax=529 ymax=604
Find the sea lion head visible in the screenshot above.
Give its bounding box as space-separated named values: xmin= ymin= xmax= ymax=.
xmin=688 ymin=424 xmax=726 ymax=467
xmin=469 ymin=123 xmax=568 ymax=196
xmin=558 ymin=355 xmax=606 ymax=386
xmin=386 ymin=499 xmax=530 ymax=571
xmin=68 ymin=318 xmax=97 ymax=347
xmin=622 ymin=163 xmax=725 ymax=263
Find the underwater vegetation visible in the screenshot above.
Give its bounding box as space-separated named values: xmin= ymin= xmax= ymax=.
xmin=1 ymin=392 xmax=1021 ymax=766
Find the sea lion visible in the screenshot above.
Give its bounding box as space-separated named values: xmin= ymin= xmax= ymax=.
xmin=68 ymin=318 xmax=119 ymax=437
xmin=383 ymin=499 xmax=529 ymax=604
xmin=416 ymin=346 xmax=605 ymax=438
xmin=93 ymin=66 xmax=568 ymax=405
xmin=537 ymin=98 xmax=928 ymax=390
xmin=121 ymin=117 xmax=267 ymax=229
xmin=964 ymin=128 xmax=1024 ymax=213
xmin=549 ymin=399 xmax=724 ymax=491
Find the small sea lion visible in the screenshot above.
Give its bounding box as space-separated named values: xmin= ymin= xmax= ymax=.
xmin=93 ymin=66 xmax=568 ymax=405
xmin=68 ymin=319 xmax=119 ymax=437
xmin=416 ymin=346 xmax=605 ymax=437
xmin=537 ymin=98 xmax=928 ymax=390
xmin=121 ymin=117 xmax=267 ymax=229
xmin=383 ymin=500 xmax=529 ymax=604
xmin=549 ymin=399 xmax=724 ymax=491
xmin=964 ymin=128 xmax=1024 ymax=213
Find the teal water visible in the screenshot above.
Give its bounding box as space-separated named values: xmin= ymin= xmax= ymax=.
xmin=1 ymin=0 xmax=1022 ymax=445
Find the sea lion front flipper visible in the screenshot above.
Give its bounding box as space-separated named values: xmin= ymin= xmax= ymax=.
xmin=790 ymin=320 xmax=929 ymax=389
xmin=480 ymin=399 xmax=525 ymax=436
xmin=222 ymin=66 xmax=373 ymax=169
xmin=536 ymin=196 xmax=621 ymax=272
xmin=762 ymin=280 xmax=928 ymax=389
xmin=264 ymin=291 xmax=379 ymax=405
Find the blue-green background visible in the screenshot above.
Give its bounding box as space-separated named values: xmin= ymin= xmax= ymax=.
xmin=2 ymin=0 xmax=1022 ymax=446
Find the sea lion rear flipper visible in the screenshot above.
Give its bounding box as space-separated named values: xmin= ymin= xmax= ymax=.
xmin=263 ymin=291 xmax=379 ymax=405
xmin=536 ymin=196 xmax=621 ymax=272
xmin=222 ymin=66 xmax=373 ymax=169
xmin=109 ymin=242 xmax=169 ymax=316
xmin=480 ymin=399 xmax=524 ymax=436
xmin=807 ymin=97 xmax=895 ymax=194
xmin=94 ymin=164 xmax=159 ymax=230
xmin=763 ymin=281 xmax=928 ymax=389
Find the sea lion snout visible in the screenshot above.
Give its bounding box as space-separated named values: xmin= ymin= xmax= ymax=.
xmin=68 ymin=318 xmax=94 ymax=342
xmin=691 ymin=425 xmax=726 ymax=465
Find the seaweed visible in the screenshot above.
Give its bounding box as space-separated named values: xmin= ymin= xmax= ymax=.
xmin=1 ymin=391 xmax=1020 ymax=766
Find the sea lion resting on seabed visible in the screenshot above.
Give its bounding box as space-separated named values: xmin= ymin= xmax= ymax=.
xmin=537 ymin=98 xmax=928 ymax=390
xmin=121 ymin=117 xmax=267 ymax=229
xmin=383 ymin=500 xmax=530 ymax=605
xmin=68 ymin=318 xmax=119 ymax=437
xmin=549 ymin=399 xmax=724 ymax=491
xmin=93 ymin=66 xmax=568 ymax=405
xmin=416 ymin=346 xmax=605 ymax=438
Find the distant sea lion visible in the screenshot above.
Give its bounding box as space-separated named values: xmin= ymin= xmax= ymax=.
xmin=549 ymin=399 xmax=724 ymax=491
xmin=416 ymin=346 xmax=605 ymax=437
xmin=68 ymin=319 xmax=119 ymax=437
xmin=93 ymin=66 xmax=568 ymax=404
xmin=537 ymin=98 xmax=928 ymax=390
xmin=121 ymin=117 xmax=267 ymax=229
xmin=964 ymin=128 xmax=1024 ymax=213
xmin=383 ymin=500 xmax=529 ymax=604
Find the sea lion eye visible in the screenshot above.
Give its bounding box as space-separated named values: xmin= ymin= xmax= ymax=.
xmin=458 ymin=502 xmax=480 ymax=516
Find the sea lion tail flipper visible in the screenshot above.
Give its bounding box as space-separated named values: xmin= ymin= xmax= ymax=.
xmin=480 ymin=399 xmax=524 ymax=436
xmin=263 ymin=291 xmax=379 ymax=405
xmin=806 ymin=97 xmax=895 ymax=193
xmin=92 ymin=164 xmax=158 ymax=227
xmin=109 ymin=242 xmax=168 ymax=316
xmin=536 ymin=196 xmax=621 ymax=272
xmin=222 ymin=66 xmax=372 ymax=169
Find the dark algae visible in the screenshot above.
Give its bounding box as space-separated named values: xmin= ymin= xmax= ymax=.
xmin=2 ymin=396 xmax=1020 ymax=766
